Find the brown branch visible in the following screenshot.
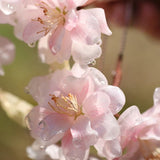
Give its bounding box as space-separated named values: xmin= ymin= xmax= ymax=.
xmin=113 ymin=54 xmax=123 ymax=86
xmin=112 ymin=0 xmax=134 ymax=87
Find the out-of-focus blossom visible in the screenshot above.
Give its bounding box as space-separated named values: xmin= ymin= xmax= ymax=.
xmin=26 ymin=64 xmax=125 ymax=160
xmin=16 ymin=0 xmax=111 ymax=64
xmin=0 ymin=0 xmax=31 ymax=15
xmin=0 ymin=36 xmax=15 ymax=75
xmin=118 ymin=87 xmax=160 ymax=160
xmin=27 ymin=141 xmax=65 ymax=160
xmin=0 ymin=89 xmax=33 ymax=127
xmin=0 ymin=0 xmax=30 ymax=25
xmin=27 ymin=140 xmax=101 ymax=160
xmin=0 ymin=0 xmax=20 ymax=15
xmin=0 ymin=10 xmax=15 ymax=25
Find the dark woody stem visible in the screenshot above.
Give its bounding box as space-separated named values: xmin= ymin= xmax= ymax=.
xmin=114 ymin=0 xmax=134 ymax=118
xmin=112 ymin=28 xmax=127 ymax=87
xmin=113 ymin=0 xmax=134 ymax=87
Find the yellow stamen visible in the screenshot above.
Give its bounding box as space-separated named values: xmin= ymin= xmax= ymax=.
xmin=48 ymin=93 xmax=84 ymax=120
xmin=33 ymin=1 xmax=67 ymax=35
xmin=146 ymin=148 xmax=160 ymax=160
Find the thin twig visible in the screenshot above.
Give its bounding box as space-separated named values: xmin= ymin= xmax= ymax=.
xmin=113 ymin=0 xmax=134 ymax=87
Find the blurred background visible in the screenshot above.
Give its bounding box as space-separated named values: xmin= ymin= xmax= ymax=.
xmin=0 ymin=0 xmax=160 ymax=159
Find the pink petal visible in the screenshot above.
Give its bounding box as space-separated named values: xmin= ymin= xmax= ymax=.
xmin=0 ymin=0 xmax=17 ymax=15
xmin=0 ymin=36 xmax=15 ymax=75
xmin=38 ymin=35 xmax=56 ymax=64
xmin=95 ymin=138 xmax=122 ymax=160
xmin=23 ymin=20 xmax=46 ymax=43
xmin=27 ymin=70 xmax=71 ymax=106
xmin=71 ymin=9 xmax=101 ymax=45
xmin=91 ymin=112 xmax=120 ymax=140
xmin=48 ymin=26 xmax=65 ymax=54
xmin=72 ymin=0 xmax=88 ymax=6
xmin=49 ymin=27 xmax=72 ymax=62
xmin=39 ymin=31 xmax=72 ymax=64
xmin=65 ymin=10 xmax=78 ymax=31
xmin=119 ymin=140 xmax=140 ymax=160
xmin=14 ymin=7 xmax=43 ymax=41
xmin=153 ymin=87 xmax=160 ymax=105
xmin=139 ymin=124 xmax=160 ymax=141
xmin=103 ymin=139 xmax=122 ymax=160
xmin=45 ymin=144 xmax=65 ymax=160
xmin=66 ymin=0 xmax=88 ymax=8
xmin=62 ymin=75 xmax=93 ymax=103
xmin=101 ymin=85 xmax=126 ymax=114
xmin=86 ymin=8 xmax=112 ymax=35
xmin=71 ymin=63 xmax=88 ymax=78
xmin=62 ymin=130 xmax=90 ymax=160
xmin=72 ymin=40 xmax=102 ymax=65
xmin=27 ymin=75 xmax=54 ymax=106
xmin=25 ymin=106 xmax=52 ymax=139
xmin=0 ymin=11 xmax=15 ymax=25
xmin=118 ymin=106 xmax=142 ymax=147
xmin=87 ymin=67 xmax=108 ymax=88
xmin=38 ymin=112 xmax=73 ymax=141
xmin=83 ymin=91 xmax=110 ymax=118
xmin=0 ymin=36 xmax=15 ymax=65
xmin=70 ymin=116 xmax=98 ymax=148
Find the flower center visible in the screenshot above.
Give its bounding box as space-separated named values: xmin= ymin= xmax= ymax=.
xmin=34 ymin=1 xmax=67 ymax=35
xmin=48 ymin=93 xmax=84 ymax=120
xmin=139 ymin=140 xmax=160 ymax=160
xmin=146 ymin=148 xmax=160 ymax=160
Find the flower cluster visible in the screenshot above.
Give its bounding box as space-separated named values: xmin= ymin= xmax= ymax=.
xmin=25 ymin=64 xmax=125 ymax=160
xmin=118 ymin=88 xmax=160 ymax=160
xmin=1 ymin=0 xmax=160 ymax=160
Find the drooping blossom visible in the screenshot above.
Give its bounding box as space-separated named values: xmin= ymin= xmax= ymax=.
xmin=0 ymin=36 xmax=15 ymax=75
xmin=118 ymin=87 xmax=160 ymax=160
xmin=16 ymin=0 xmax=112 ymax=64
xmin=26 ymin=64 xmax=125 ymax=160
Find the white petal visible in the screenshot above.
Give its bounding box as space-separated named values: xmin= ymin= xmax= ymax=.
xmin=72 ymin=40 xmax=101 ymax=65
xmin=86 ymin=8 xmax=112 ymax=35
xmin=153 ymin=87 xmax=160 ymax=105
xmin=62 ymin=130 xmax=90 ymax=160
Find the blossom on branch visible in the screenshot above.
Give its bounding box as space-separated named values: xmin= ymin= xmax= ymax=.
xmin=26 ymin=64 xmax=125 ymax=160
xmin=11 ymin=0 xmax=111 ymax=64
xmin=118 ymin=87 xmax=160 ymax=160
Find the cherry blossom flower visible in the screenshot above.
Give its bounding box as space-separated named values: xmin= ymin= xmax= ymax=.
xmin=18 ymin=0 xmax=112 ymax=64
xmin=0 ymin=36 xmax=15 ymax=75
xmin=118 ymin=87 xmax=160 ymax=160
xmin=26 ymin=64 xmax=125 ymax=160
